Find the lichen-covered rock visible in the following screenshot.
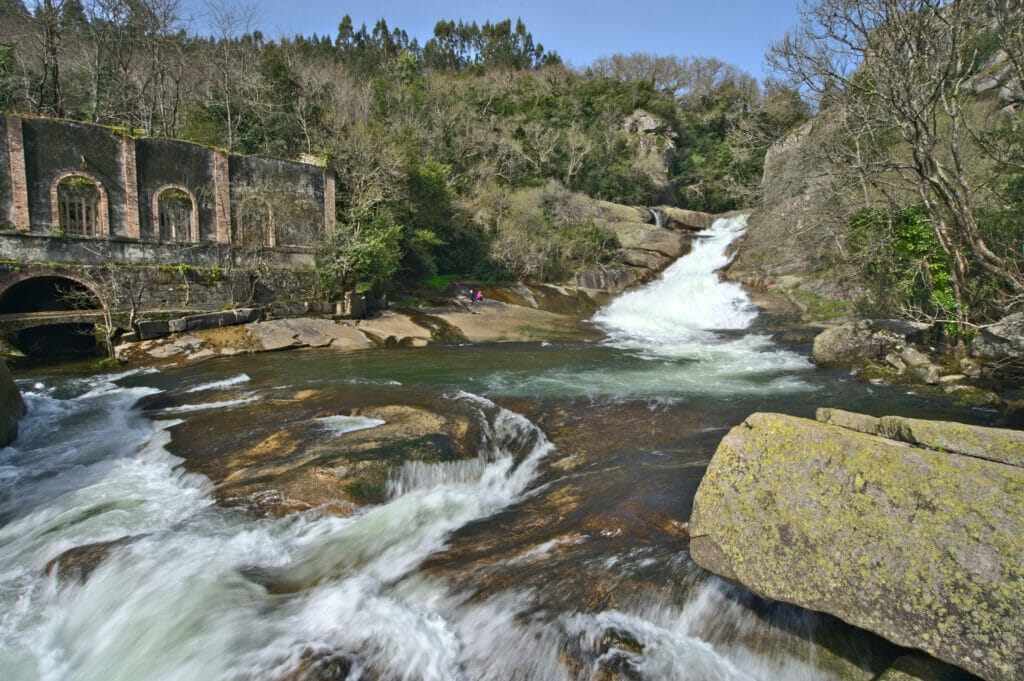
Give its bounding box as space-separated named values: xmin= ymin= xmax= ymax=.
xmin=603 ymin=222 xmax=691 ymax=258
xmin=875 ymin=654 xmax=974 ymax=681
xmin=689 ymin=411 xmax=1024 ymax=681
xmin=0 ymin=358 xmax=26 ymax=447
xmin=657 ymin=206 xmax=715 ymax=231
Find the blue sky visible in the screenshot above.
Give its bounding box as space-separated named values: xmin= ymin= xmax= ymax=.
xmin=188 ymin=0 xmax=803 ymax=80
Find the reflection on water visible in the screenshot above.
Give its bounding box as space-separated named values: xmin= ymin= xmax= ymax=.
xmin=0 ymin=217 xmax=997 ymax=680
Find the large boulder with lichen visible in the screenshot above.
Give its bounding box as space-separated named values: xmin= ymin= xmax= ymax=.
xmin=689 ymin=410 xmax=1024 ymax=681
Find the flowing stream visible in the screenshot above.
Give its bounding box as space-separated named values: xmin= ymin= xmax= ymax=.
xmin=0 ymin=217 xmax=996 ymax=681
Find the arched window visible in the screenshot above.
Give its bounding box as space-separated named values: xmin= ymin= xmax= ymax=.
xmin=237 ymin=198 xmax=274 ymax=248
xmin=154 ymin=185 xmax=197 ymax=242
xmin=54 ymin=174 xmax=104 ymax=236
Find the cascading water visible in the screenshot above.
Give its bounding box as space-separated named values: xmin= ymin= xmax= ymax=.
xmin=595 ymin=215 xmax=756 ymax=343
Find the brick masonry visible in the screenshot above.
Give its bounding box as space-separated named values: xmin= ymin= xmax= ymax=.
xmin=213 ymin=151 xmax=231 ymax=244
xmin=5 ymin=118 xmax=29 ymax=231
xmin=121 ymin=137 xmax=140 ymax=239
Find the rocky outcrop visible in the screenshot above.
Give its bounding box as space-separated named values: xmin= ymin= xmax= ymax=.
xmin=969 ymin=313 xmax=1024 ymax=363
xmin=622 ymin=110 xmax=677 ymax=199
xmin=0 ymin=358 xmax=26 ymax=447
xmin=690 ymin=410 xmax=1024 ymax=681
xmin=657 ymin=206 xmax=715 ymax=231
xmin=812 ymin=319 xmax=930 ymax=367
xmin=572 ymin=265 xmax=642 ymax=292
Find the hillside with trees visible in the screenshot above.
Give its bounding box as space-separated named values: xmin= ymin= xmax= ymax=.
xmin=736 ymin=0 xmax=1024 ymax=341
xmin=0 ymin=0 xmax=802 ymax=294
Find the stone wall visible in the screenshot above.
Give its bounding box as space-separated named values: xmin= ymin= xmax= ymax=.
xmin=0 ymin=262 xmax=319 ymax=313
xmin=0 ymin=115 xmax=332 ymax=266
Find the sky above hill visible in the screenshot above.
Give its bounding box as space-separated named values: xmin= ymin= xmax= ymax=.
xmin=188 ymin=0 xmax=803 ymax=80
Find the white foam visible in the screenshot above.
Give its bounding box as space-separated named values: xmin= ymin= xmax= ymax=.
xmin=158 ymin=396 xmax=258 ymax=414
xmin=316 ymin=415 xmax=386 ymax=435
xmin=185 ymin=373 xmax=251 ymax=393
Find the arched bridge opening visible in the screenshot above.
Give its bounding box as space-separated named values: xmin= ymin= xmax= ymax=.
xmin=0 ymin=275 xmax=105 ymax=360
xmin=0 ymin=276 xmax=102 ymax=314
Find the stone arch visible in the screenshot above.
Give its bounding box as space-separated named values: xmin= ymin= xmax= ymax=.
xmin=0 ymin=273 xmax=103 ymax=313
xmin=153 ymin=184 xmax=198 ymax=243
xmin=50 ymin=171 xmax=109 ymax=236
xmin=235 ymin=197 xmax=275 ymax=248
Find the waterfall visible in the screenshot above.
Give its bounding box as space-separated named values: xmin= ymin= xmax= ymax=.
xmin=648 ymin=208 xmax=666 ymax=229
xmin=585 ymin=214 xmax=812 ymax=395
xmin=594 ymin=215 xmax=757 ymax=345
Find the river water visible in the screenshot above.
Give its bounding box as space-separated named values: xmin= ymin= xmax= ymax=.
xmin=0 ymin=217 xmax=995 ymax=681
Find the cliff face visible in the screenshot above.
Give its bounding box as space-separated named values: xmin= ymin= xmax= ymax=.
xmin=689 ymin=409 xmax=1024 ymax=681
xmin=722 ymin=113 xmax=867 ymax=306
xmin=0 ymin=358 xmax=25 ymax=447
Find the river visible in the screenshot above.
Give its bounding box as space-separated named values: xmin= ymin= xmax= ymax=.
xmin=0 ymin=216 xmax=995 ymax=681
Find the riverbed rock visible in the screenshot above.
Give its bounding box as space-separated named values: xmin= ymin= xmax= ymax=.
xmin=45 ymin=536 xmax=138 ymax=582
xmin=812 ymin=319 xmax=930 ymax=367
xmin=968 ymin=312 xmax=1024 ymax=363
xmin=161 ymin=387 xmax=491 ymax=515
xmin=689 ymin=411 xmax=1024 ymax=681
xmin=0 ymin=358 xmax=25 ymax=447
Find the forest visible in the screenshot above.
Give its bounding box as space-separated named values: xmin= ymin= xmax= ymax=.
xmin=0 ymin=0 xmax=806 ymax=293
xmin=1 ymin=0 xmax=1022 ymax=335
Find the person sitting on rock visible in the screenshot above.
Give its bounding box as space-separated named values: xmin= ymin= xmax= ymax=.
xmin=475 ymin=290 xmax=484 ymax=303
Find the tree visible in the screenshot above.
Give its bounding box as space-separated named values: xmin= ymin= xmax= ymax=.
xmin=768 ymin=0 xmax=1024 ymax=330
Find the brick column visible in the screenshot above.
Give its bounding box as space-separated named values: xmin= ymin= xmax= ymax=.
xmin=213 ymin=151 xmax=231 ymax=243
xmin=324 ymin=169 xmax=335 ymax=235
xmin=121 ymin=136 xmax=140 ymax=239
xmin=5 ymin=117 xmax=30 ymax=231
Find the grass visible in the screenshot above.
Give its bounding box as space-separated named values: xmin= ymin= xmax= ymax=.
xmin=420 ymin=274 xmax=462 ymax=291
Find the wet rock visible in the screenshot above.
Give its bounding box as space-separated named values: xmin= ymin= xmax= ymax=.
xmin=0 ymin=358 xmax=25 ymax=447
xmin=272 ymin=648 xmax=355 ymax=681
xmin=400 ymin=311 xmax=470 ymax=345
xmin=244 ymin=318 xmax=368 ymax=351
xmin=767 ymin=327 xmax=819 ymax=343
xmin=690 ymin=411 xmax=1024 ymax=681
xmin=875 ymin=654 xmax=977 ymax=681
xmin=167 ymin=388 xmax=489 ymax=514
xmin=45 ymin=536 xmax=138 ymax=582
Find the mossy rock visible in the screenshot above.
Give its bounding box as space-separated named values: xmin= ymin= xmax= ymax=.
xmin=689 ymin=412 xmax=1024 ymax=681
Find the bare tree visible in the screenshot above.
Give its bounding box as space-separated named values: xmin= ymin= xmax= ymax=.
xmin=201 ymin=0 xmax=260 ymax=152
xmin=768 ymin=0 xmax=1024 ymax=328
xmin=62 ymin=264 xmax=149 ymax=358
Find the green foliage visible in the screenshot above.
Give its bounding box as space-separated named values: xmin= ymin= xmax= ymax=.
xmin=316 ymin=213 xmax=404 ymax=296
xmin=848 ymin=207 xmax=958 ymax=323
xmin=61 ymin=176 xmax=97 ymax=190
xmin=0 ymin=42 xmax=15 ymax=110
xmin=420 ymin=274 xmax=461 ymax=290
